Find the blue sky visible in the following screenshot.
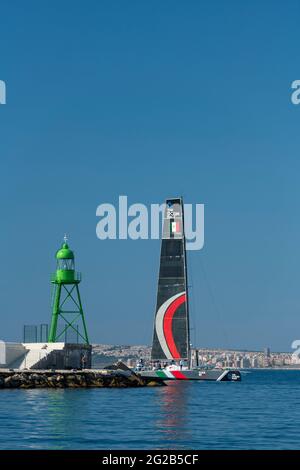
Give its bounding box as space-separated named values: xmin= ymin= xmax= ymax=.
xmin=0 ymin=1 xmax=299 ymax=351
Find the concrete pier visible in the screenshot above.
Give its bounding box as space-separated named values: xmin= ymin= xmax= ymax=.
xmin=0 ymin=342 xmax=92 ymax=370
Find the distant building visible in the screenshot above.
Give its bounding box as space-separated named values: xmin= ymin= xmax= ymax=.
xmin=251 ymin=356 xmax=259 ymax=368
xmin=264 ymin=347 xmax=271 ymax=357
xmin=241 ymin=357 xmax=251 ymax=368
xmin=291 ymin=352 xmax=300 ymax=365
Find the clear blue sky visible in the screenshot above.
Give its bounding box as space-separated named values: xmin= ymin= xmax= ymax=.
xmin=0 ymin=1 xmax=299 ymax=351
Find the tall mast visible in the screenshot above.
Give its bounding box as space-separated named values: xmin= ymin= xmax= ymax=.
xmin=182 ymin=199 xmax=191 ymax=367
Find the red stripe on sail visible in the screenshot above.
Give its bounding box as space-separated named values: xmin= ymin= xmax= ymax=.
xmin=163 ymin=293 xmax=186 ymax=359
xmin=171 ymin=370 xmax=188 ymax=380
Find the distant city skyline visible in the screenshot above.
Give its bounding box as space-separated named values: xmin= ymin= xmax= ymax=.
xmin=1 ymin=2 xmax=300 ymax=351
xmin=91 ymin=344 xmax=300 ymax=369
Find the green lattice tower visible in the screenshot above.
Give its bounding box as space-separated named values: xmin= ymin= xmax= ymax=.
xmin=48 ymin=236 xmax=89 ymax=344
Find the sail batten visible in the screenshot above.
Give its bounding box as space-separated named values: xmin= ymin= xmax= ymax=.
xmin=151 ymin=197 xmax=190 ymax=361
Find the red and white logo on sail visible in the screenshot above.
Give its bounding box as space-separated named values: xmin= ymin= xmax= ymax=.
xmin=155 ymin=291 xmax=186 ymax=359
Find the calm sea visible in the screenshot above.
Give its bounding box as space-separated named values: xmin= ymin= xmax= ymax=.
xmin=0 ymin=370 xmax=300 ymax=450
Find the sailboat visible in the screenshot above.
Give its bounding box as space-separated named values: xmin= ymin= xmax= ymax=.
xmin=140 ymin=197 xmax=241 ymax=382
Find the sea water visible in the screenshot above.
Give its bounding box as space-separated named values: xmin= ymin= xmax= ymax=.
xmin=0 ymin=370 xmax=300 ymax=450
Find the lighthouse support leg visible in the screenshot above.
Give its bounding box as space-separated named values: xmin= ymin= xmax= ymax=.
xmin=48 ymin=284 xmax=62 ymax=342
xmin=75 ymin=285 xmax=89 ymax=344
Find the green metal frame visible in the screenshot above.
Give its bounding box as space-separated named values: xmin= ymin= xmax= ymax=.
xmin=48 ymin=281 xmax=89 ymax=344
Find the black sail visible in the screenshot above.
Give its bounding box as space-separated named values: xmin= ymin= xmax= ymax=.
xmin=151 ymin=197 xmax=190 ymax=361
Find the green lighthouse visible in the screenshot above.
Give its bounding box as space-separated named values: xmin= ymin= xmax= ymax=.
xmin=48 ymin=236 xmax=89 ymax=344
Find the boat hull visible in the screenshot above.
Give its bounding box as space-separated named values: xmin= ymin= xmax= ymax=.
xmin=140 ymin=368 xmax=241 ymax=382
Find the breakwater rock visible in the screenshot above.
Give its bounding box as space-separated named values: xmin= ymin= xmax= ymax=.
xmin=0 ymin=369 xmax=165 ymax=389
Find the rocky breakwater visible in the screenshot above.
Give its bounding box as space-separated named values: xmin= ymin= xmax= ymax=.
xmin=0 ymin=368 xmax=164 ymax=389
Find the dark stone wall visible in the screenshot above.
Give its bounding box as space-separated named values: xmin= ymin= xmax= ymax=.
xmin=0 ymin=369 xmax=164 ymax=389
